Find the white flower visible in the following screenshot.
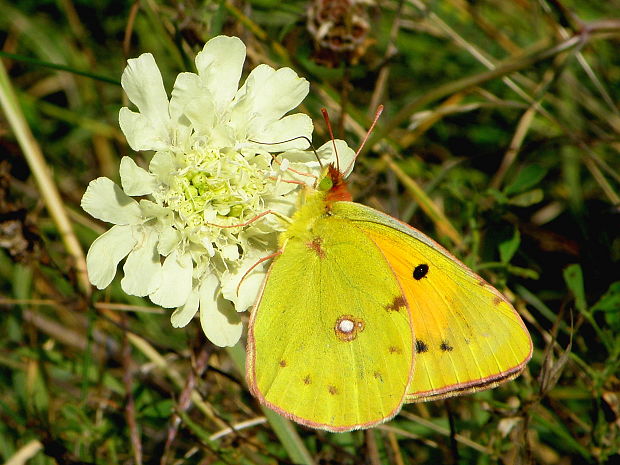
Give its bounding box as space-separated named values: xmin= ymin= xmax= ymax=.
xmin=82 ymin=35 xmax=355 ymax=347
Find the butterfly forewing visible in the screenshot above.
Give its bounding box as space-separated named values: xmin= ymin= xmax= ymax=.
xmin=247 ymin=215 xmax=414 ymax=432
xmin=332 ymin=202 xmax=532 ymax=402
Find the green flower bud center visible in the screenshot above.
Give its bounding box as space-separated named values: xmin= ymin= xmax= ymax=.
xmin=162 ymin=147 xmax=272 ymax=231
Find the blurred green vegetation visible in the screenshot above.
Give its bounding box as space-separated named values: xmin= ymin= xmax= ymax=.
xmin=1 ymin=0 xmax=619 ymax=464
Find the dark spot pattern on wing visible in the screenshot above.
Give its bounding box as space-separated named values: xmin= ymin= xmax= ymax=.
xmin=385 ymin=295 xmax=407 ymax=312
xmin=413 ymin=264 xmax=429 ymax=280
xmin=440 ymin=341 xmax=454 ymax=352
xmin=415 ymin=339 xmax=429 ymax=353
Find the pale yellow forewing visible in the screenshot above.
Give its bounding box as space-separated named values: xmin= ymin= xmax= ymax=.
xmin=332 ymin=202 xmax=532 ymax=402
xmin=247 ymin=215 xmax=414 ymax=432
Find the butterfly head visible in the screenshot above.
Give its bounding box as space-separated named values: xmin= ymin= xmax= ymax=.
xmin=312 ymin=105 xmax=383 ymax=205
xmin=317 ymin=164 xmax=352 ymax=202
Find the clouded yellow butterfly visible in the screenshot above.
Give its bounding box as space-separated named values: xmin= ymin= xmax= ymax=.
xmin=246 ymin=137 xmax=532 ymax=433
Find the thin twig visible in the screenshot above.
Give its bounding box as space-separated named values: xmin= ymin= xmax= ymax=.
xmin=445 ymin=399 xmax=459 ymax=465
xmin=122 ymin=322 xmax=143 ymax=465
xmin=209 ymin=417 xmax=268 ymax=441
xmin=123 ymin=2 xmax=140 ymax=58
xmin=369 ymin=0 xmax=404 ymax=116
xmin=366 ymin=430 xmax=381 ymax=465
xmin=398 ymin=411 xmax=493 ymax=454
xmin=161 ymin=337 xmax=212 ymax=465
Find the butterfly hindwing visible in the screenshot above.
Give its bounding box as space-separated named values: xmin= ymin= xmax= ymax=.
xmin=247 ymin=214 xmax=414 ymax=432
xmin=332 ymin=201 xmax=532 ymax=401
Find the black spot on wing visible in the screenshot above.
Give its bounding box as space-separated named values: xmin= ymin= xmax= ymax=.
xmin=440 ymin=341 xmax=454 ymax=352
xmin=413 ymin=264 xmax=429 ymax=280
xmin=415 ymin=339 xmax=429 ymax=353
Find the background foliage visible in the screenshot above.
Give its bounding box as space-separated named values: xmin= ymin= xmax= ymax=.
xmin=1 ymin=1 xmax=619 ymax=464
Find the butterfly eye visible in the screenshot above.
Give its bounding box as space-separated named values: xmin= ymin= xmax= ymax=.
xmin=318 ymin=175 xmax=333 ymax=192
xmin=413 ymin=264 xmax=429 ymax=280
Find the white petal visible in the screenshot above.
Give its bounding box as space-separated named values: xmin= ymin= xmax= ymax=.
xmin=158 ymin=227 xmax=182 ymax=256
xmin=169 ymin=72 xmax=204 ymax=122
xmin=221 ymin=253 xmax=268 ymax=312
xmin=149 ymin=151 xmax=176 ymax=184
xmin=275 ymin=150 xmax=322 ymax=186
xmin=271 ymin=180 xmax=299 ymax=197
xmin=199 ymin=273 xmax=220 ymax=305
xmin=81 ymin=177 xmax=142 ymax=225
xmin=202 ymin=239 xmax=215 ymax=257
xmin=226 ymin=66 xmax=269 ymax=132
xmin=138 ymin=200 xmax=170 ymax=220
xmin=279 ymin=149 xmax=320 ymax=169
xmin=121 ymin=230 xmax=162 ymax=296
xmin=195 ymin=36 xmax=246 ymax=111
xmin=317 ymin=139 xmax=357 ymax=177
xmin=171 ymin=289 xmax=199 ymax=328
xmin=199 ymin=275 xmax=242 ymax=347
xmin=150 ymin=250 xmax=193 ymax=308
xmin=234 ymin=63 xmax=271 ymax=102
xmin=119 ymin=108 xmax=170 ymax=151
xmin=220 ymin=244 xmax=240 ymax=261
xmin=121 ymin=53 xmax=169 ymax=136
xmin=86 ymin=224 xmax=136 ymax=289
xmin=250 ymin=113 xmax=313 ymax=152
xmin=278 ymin=158 xmax=290 ymax=172
xmin=184 ymin=94 xmax=216 ymax=135
xmin=243 ymin=64 xmax=309 ymax=121
xmin=120 ymin=157 xmax=156 ymax=196
xmin=264 ymin=194 xmax=297 ymax=219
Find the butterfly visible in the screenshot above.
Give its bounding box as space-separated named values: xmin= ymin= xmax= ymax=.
xmin=245 ymin=144 xmax=532 ymax=433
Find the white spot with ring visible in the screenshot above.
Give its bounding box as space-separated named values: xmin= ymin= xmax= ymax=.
xmin=338 ymin=319 xmax=355 ymax=334
xmin=334 ymin=315 xmax=364 ymax=341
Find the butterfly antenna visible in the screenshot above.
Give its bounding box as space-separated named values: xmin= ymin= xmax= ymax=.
xmin=249 ymin=136 xmax=321 ymax=169
xmin=357 ymin=105 xmax=383 ymax=158
xmin=341 ymin=105 xmax=384 ymax=176
xmin=249 ymin=135 xmax=316 ymax=151
xmin=321 ymin=108 xmax=339 ymax=172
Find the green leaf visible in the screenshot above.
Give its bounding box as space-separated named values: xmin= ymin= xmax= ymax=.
xmin=507 ymin=188 xmax=544 ymax=207
xmin=591 ymin=281 xmax=620 ymax=329
xmin=140 ymin=399 xmax=174 ymax=419
xmin=499 ymin=228 xmax=521 ymax=263
xmin=563 ymin=264 xmax=587 ymax=313
xmin=504 ymin=164 xmax=548 ymax=195
xmin=507 ymin=264 xmax=540 ymax=279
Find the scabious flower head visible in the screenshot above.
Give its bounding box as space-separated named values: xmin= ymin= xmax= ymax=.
xmin=82 ymin=35 xmax=355 ymax=346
